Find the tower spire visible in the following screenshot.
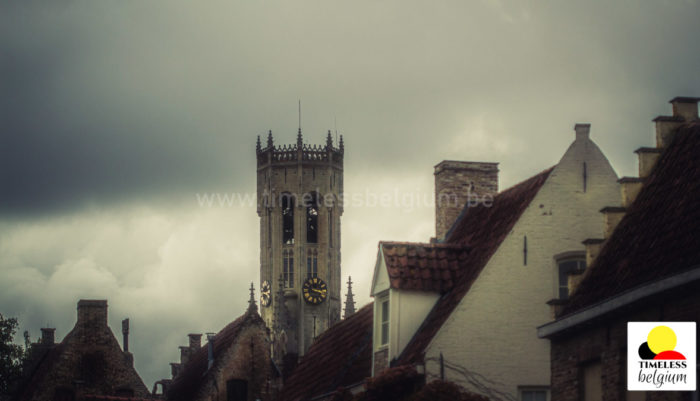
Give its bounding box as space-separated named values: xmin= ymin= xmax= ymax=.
xmin=326 ymin=130 xmax=333 ymax=149
xmin=256 ymin=135 xmax=261 ymax=152
xmin=267 ymin=130 xmax=274 ymax=148
xmin=339 ymin=135 xmax=344 ymax=153
xmin=343 ymin=276 xmax=356 ymax=319
xmin=248 ymin=282 xmax=257 ymax=313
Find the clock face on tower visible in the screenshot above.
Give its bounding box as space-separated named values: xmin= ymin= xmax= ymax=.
xmin=302 ymin=277 xmax=327 ymax=305
xmin=260 ymin=280 xmax=271 ymax=307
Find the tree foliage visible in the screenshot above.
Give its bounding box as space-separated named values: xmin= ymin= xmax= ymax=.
xmin=0 ymin=313 xmax=24 ymax=400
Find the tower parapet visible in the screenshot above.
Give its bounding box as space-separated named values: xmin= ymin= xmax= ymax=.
xmin=256 ymin=130 xmax=344 ymax=168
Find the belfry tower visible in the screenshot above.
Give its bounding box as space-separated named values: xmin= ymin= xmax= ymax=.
xmin=256 ymin=129 xmax=344 ymax=360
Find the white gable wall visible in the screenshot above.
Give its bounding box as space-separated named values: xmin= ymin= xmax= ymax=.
xmin=423 ymin=132 xmax=620 ymax=400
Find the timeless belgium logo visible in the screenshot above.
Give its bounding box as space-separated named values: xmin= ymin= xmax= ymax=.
xmin=627 ymin=322 xmax=696 ymax=391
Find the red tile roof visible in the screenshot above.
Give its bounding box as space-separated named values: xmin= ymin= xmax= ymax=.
xmin=167 ymin=311 xmax=265 ymax=400
xmin=562 ymin=123 xmax=700 ymax=315
xmin=277 ymin=303 xmax=374 ymax=401
xmin=398 ymin=167 xmax=554 ymax=364
xmin=380 ymin=242 xmax=470 ymax=293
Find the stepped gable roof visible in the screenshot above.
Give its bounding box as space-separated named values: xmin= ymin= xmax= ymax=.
xmin=167 ymin=311 xmax=264 ymax=400
xmin=398 ymin=167 xmax=554 ymax=364
xmin=562 ymin=123 xmax=700 ymax=316
xmin=277 ymin=303 xmax=373 ymax=401
xmin=380 ymin=242 xmax=470 ymax=293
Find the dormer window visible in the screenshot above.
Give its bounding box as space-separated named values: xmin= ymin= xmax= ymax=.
xmin=380 ymin=298 xmax=390 ymax=346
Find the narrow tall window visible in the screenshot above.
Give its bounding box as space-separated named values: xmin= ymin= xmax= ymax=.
xmin=306 ymin=249 xmax=318 ymax=279
xmin=306 ymin=193 xmax=319 ymax=243
xmin=282 ymin=194 xmax=294 ymax=245
xmin=267 ymin=209 xmax=272 ymax=247
xmin=558 ymin=257 xmax=585 ymax=299
xmin=328 ymin=211 xmax=333 ymax=248
xmin=283 ymin=250 xmax=294 ymax=288
xmin=380 ymin=299 xmax=390 ymax=345
xmin=523 ymin=236 xmax=528 ymax=266
xmin=583 ymin=162 xmax=588 ymax=193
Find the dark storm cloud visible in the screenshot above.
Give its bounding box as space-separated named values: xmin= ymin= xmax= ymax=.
xmin=3 ymin=0 xmax=700 ymax=217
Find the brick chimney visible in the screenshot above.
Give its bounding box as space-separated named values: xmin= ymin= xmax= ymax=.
xmin=188 ymin=333 xmax=202 ymax=351
xmin=77 ymin=300 xmax=108 ymax=328
xmin=40 ymin=328 xmax=55 ymax=345
xmin=434 ymin=161 xmax=499 ymax=240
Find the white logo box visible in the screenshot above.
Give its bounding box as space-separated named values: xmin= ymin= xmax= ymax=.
xmin=627 ymin=322 xmax=696 ymax=391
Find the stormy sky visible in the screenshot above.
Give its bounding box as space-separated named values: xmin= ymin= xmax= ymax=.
xmin=2 ymin=0 xmax=700 ymax=388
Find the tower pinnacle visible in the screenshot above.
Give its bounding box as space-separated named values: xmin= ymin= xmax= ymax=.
xmin=343 ymin=276 xmax=356 ymax=319
xmin=248 ymin=282 xmax=257 ymax=313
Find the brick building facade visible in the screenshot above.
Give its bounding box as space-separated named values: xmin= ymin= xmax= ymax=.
xmin=16 ymin=300 xmax=149 ymax=401
xmin=163 ymin=288 xmax=277 ymax=401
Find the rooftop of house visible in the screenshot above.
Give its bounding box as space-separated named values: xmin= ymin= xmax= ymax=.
xmin=277 ymin=303 xmax=373 ymax=401
xmin=167 ymin=310 xmax=265 ymax=400
xmin=380 ymin=242 xmax=470 ymax=293
xmin=397 ymin=166 xmax=554 ymax=364
xmin=560 ymin=122 xmax=700 ymax=317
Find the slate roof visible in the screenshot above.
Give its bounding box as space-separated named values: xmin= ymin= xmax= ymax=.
xmin=277 ymin=303 xmax=374 ymax=401
xmin=380 ymin=242 xmax=471 ymax=293
xmin=167 ymin=310 xmax=265 ymax=400
xmin=561 ymin=122 xmax=700 ymax=316
xmin=398 ymin=167 xmax=554 ymax=364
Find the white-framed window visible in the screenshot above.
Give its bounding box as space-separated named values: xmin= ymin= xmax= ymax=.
xmin=380 ymin=298 xmax=390 ymax=346
xmin=519 ymin=387 xmax=549 ymax=401
xmin=557 ymin=255 xmax=585 ymax=299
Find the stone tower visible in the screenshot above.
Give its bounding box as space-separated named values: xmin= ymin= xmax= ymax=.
xmin=256 ymin=129 xmax=344 ymax=358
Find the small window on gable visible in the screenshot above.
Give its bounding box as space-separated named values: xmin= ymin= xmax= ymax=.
xmin=558 ymin=256 xmax=586 ymax=299
xmin=380 ymin=298 xmax=390 ymax=346
xmin=519 ymin=388 xmax=548 ymax=401
xmin=226 ymin=379 xmax=248 ymax=401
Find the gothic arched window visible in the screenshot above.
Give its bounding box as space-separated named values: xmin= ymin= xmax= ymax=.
xmin=281 ymin=193 xmax=294 ymax=245
xmin=307 ymin=249 xmax=318 ymax=279
xmin=306 ymin=193 xmax=319 ymax=243
xmin=283 ymin=250 xmax=294 ymax=288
